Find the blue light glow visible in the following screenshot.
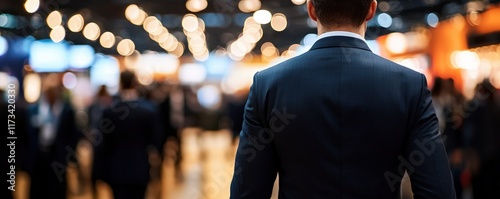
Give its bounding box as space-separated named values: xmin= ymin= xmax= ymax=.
xmin=0 ymin=36 xmax=8 ymax=56
xmin=426 ymin=13 xmax=439 ymax=28
xmin=90 ymin=55 xmax=120 ymax=95
xmin=377 ymin=13 xmax=393 ymax=28
xmin=29 ymin=40 xmax=69 ymax=72
xmin=204 ymin=53 xmax=232 ymax=80
xmin=69 ymin=45 xmax=95 ymax=69
xmin=197 ymin=85 xmax=221 ymax=109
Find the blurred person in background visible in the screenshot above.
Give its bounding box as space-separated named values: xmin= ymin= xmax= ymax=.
xmin=432 ymin=77 xmax=465 ymax=198
xmin=27 ymin=74 xmax=80 ymax=199
xmin=92 ymin=71 xmax=163 ymax=199
xmin=230 ymin=0 xmax=455 ymax=198
xmin=182 ymin=86 xmax=202 ymax=128
xmin=432 ymin=78 xmax=446 ymax=131
xmin=463 ymin=80 xmax=500 ymax=199
xmin=86 ymin=85 xmax=113 ymax=190
xmin=87 ymin=85 xmax=112 ymax=131
xmin=148 ymin=82 xmax=178 ymax=143
xmin=226 ymin=89 xmax=248 ymax=139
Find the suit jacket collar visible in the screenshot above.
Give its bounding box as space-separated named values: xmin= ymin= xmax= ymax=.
xmin=310 ymin=36 xmax=372 ymax=52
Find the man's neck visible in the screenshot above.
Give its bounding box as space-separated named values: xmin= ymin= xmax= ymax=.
xmin=317 ymin=25 xmax=366 ymax=37
xmin=120 ymin=89 xmax=139 ymax=101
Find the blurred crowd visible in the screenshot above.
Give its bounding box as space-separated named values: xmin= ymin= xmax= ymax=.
xmin=2 ymin=71 xmax=247 ymax=199
xmin=432 ymin=77 xmax=500 ymax=199
xmin=2 ymin=72 xmax=500 ymax=199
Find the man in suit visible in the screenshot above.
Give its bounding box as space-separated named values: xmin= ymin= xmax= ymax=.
xmin=27 ymin=82 xmax=80 ymax=199
xmin=92 ymin=71 xmax=163 ymax=199
xmin=230 ymin=0 xmax=456 ymax=198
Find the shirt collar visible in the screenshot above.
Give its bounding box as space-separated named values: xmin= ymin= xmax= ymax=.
xmin=316 ymin=31 xmax=367 ymax=43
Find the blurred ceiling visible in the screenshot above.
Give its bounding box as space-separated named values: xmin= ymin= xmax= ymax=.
xmin=1 ymin=0 xmax=497 ymax=55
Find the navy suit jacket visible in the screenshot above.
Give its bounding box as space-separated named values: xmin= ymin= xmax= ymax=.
xmin=92 ymin=98 xmax=163 ymax=185
xmin=27 ymin=102 xmax=80 ymax=171
xmin=230 ymin=36 xmax=456 ymax=199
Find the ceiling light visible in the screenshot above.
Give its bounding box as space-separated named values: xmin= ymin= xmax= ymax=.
xmin=117 ymin=39 xmax=135 ymax=56
xmin=239 ymin=0 xmax=261 ymax=13
xmin=271 ymin=13 xmax=287 ymax=31
xmin=46 ymin=11 xmax=62 ymax=29
xmin=130 ymin=10 xmax=148 ymax=25
xmin=143 ymin=16 xmax=162 ymax=33
xmin=253 ymin=10 xmax=272 ymax=24
xmin=125 ymin=4 xmax=140 ymax=21
xmin=182 ymin=14 xmax=199 ymax=32
xmin=83 ymin=22 xmax=101 ymax=41
xmin=100 ymin=32 xmax=116 ymax=48
xmin=24 ymin=0 xmax=40 ymax=13
xmin=186 ymin=0 xmax=208 ymax=13
xmin=67 ymin=14 xmax=84 ymax=32
xmin=49 ymin=25 xmax=65 ymax=43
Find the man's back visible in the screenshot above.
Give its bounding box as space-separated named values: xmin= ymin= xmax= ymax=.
xmin=93 ymin=99 xmax=163 ymax=185
xmin=230 ymin=36 xmax=455 ymax=199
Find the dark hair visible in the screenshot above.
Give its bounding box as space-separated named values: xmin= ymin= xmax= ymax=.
xmin=97 ymin=85 xmax=109 ymax=97
xmin=311 ymin=0 xmax=373 ymax=27
xmin=432 ymin=77 xmax=444 ymax=97
xmin=475 ymin=79 xmax=496 ymax=104
xmin=120 ymin=70 xmax=136 ymax=89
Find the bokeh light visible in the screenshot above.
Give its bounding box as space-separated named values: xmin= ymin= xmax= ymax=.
xmin=23 ymin=73 xmax=41 ymax=103
xmin=83 ymin=22 xmax=101 ymax=41
xmin=0 ymin=36 xmax=8 ymax=56
xmin=377 ymin=13 xmax=393 ymax=28
xmin=291 ymin=0 xmax=306 ymax=5
xmin=24 ymin=0 xmax=40 ymax=13
xmin=143 ymin=16 xmax=162 ymax=33
xmin=49 ymin=25 xmax=66 ymax=43
xmin=186 ymin=0 xmax=208 ymax=13
xmin=46 ymin=11 xmax=62 ymax=29
xmin=271 ymin=13 xmax=287 ymax=32
xmin=63 ymin=72 xmax=78 ymax=89
xmin=426 ymin=13 xmax=439 ymax=27
xmin=179 ymin=63 xmax=207 ymax=84
xmin=100 ymin=32 xmax=116 ymax=48
xmin=117 ymin=39 xmax=135 ymax=56
xmin=451 ymin=50 xmax=480 ymax=70
xmin=68 ymin=14 xmax=84 ymax=32
xmin=253 ymin=10 xmax=272 ymax=24
xmin=386 ymin=32 xmax=407 ymax=54
xmin=239 ymin=0 xmax=261 ymax=13
xmin=197 ymin=85 xmax=222 ymax=109
xmin=182 ymin=14 xmax=199 ymax=32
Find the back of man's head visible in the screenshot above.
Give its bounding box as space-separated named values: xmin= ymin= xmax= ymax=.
xmin=310 ymin=0 xmax=374 ymax=28
xmin=120 ymin=70 xmax=137 ymax=90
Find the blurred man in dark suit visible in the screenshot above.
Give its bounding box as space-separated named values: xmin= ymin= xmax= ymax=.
xmin=464 ymin=80 xmax=500 ymax=199
xmin=27 ymin=78 xmax=80 ymax=199
xmin=230 ymin=0 xmax=456 ymax=198
xmin=92 ymin=71 xmax=163 ymax=199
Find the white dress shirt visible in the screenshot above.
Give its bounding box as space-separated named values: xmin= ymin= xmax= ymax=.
xmin=316 ymin=31 xmax=367 ymax=43
xmin=38 ymin=98 xmax=63 ymax=149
